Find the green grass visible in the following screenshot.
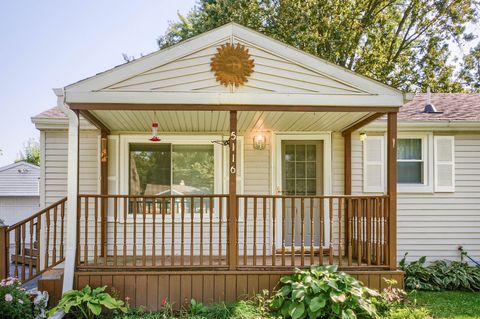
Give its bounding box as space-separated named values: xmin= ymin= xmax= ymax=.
xmin=412 ymin=291 xmax=480 ymax=319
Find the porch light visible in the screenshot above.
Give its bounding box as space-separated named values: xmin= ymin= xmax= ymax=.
xmin=149 ymin=112 xmax=161 ymax=142
xmin=359 ymin=132 xmax=367 ymax=142
xmin=253 ymin=133 xmax=266 ymax=150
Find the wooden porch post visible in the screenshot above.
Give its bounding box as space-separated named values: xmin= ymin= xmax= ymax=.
xmin=100 ymin=131 xmax=108 ymax=257
xmin=387 ymin=112 xmax=397 ymax=270
xmin=343 ymin=132 xmax=352 ymax=258
xmin=228 ymin=111 xmax=238 ymax=270
xmin=0 ymin=223 xmax=8 ymax=279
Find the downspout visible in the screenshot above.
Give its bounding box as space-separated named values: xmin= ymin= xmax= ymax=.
xmin=54 ymin=88 xmax=79 ymax=292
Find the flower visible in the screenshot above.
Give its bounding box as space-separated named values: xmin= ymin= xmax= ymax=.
xmin=18 ymin=299 xmax=24 ymax=304
xmin=5 ymin=293 xmax=13 ymax=302
xmin=162 ymin=297 xmax=168 ymax=306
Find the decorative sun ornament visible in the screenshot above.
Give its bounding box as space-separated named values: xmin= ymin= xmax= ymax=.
xmin=210 ymin=43 xmax=254 ymax=88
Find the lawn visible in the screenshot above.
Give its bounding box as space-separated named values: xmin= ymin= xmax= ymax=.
xmin=413 ymin=291 xmax=480 ymax=319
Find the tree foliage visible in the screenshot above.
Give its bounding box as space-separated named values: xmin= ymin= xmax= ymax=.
xmin=158 ymin=0 xmax=480 ymax=92
xmin=16 ymin=138 xmax=40 ymax=166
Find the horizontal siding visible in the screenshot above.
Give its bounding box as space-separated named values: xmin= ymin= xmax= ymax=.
xmin=353 ymin=132 xmax=480 ymax=262
xmin=0 ymin=163 xmax=40 ymax=196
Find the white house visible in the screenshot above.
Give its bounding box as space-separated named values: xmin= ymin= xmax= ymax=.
xmin=2 ymin=23 xmax=479 ymax=308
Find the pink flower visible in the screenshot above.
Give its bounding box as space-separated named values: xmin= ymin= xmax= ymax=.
xmin=4 ymin=294 xmax=13 ymax=302
xmin=162 ymin=297 xmax=168 ymax=306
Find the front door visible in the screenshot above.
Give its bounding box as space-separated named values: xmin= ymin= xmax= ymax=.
xmin=281 ymin=140 xmax=324 ymax=247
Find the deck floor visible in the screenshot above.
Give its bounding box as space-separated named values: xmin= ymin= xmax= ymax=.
xmin=78 ymin=254 xmax=387 ymax=269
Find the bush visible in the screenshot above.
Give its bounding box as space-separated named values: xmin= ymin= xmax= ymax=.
xmin=48 ymin=285 xmax=128 ymax=319
xmin=0 ymin=277 xmax=34 ymax=319
xmin=385 ymin=307 xmax=430 ymax=319
xmin=269 ymin=265 xmax=379 ymax=319
xmin=400 ymin=254 xmax=480 ymax=291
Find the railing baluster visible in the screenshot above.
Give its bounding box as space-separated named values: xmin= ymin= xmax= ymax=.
xmin=291 ymin=198 xmax=295 ymax=267
xmin=172 ymin=196 xmax=176 ymax=266
xmin=190 ymin=197 xmax=194 ymax=266
xmin=200 ymin=197 xmax=204 ymax=266
xmin=281 ymin=197 xmax=286 ymax=266
xmin=123 ymin=197 xmax=127 ymax=266
xmin=142 ymin=197 xmax=147 ymax=266
xmin=162 ymin=197 xmax=166 ymax=266
xmin=375 ymin=198 xmax=381 ymax=265
xmin=300 ymin=198 xmax=305 ymax=267
xmin=253 ymin=197 xmax=257 ymax=266
xmin=60 ymin=201 xmax=65 ymax=260
xmin=366 ymin=198 xmax=372 ymax=266
xmin=263 ymin=197 xmax=267 ymax=266
xmin=329 ymin=198 xmax=333 ymax=265
xmin=348 ymin=198 xmax=353 ymax=266
xmin=383 ymin=197 xmax=389 ymax=266
xmin=272 ymin=198 xmax=276 ymax=266
xmin=338 ymin=198 xmax=343 ymax=267
xmin=319 ymin=197 xmax=324 ymax=265
xmin=209 ymin=197 xmax=213 ymax=266
xmin=14 ymin=228 xmax=19 ymax=278
xmin=113 ymin=197 xmax=118 ymax=267
xmin=357 ymin=199 xmax=362 ymax=266
xmin=310 ymin=197 xmax=314 ymax=266
xmin=133 ymin=197 xmax=137 ymax=267
xmin=152 ymin=198 xmax=156 ymax=266
xmin=94 ymin=197 xmax=98 ymax=266
xmin=52 ymin=206 xmax=57 ymax=265
xmin=219 ymin=196 xmax=223 ymax=265
xmin=243 ymin=197 xmax=247 ymax=266
xmin=29 ymin=221 xmax=34 ymax=279
xmin=21 ymin=223 xmax=26 ymax=281
xmin=36 ymin=216 xmax=41 ymax=270
xmin=181 ymin=197 xmax=185 ymax=266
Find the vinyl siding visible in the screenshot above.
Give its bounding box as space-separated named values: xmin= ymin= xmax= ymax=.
xmin=353 ymin=132 xmax=480 ymax=262
xmin=0 ymin=163 xmax=39 ymax=196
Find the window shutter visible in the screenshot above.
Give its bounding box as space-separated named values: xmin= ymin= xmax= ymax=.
xmin=434 ymin=136 xmax=455 ymax=192
xmin=107 ymin=135 xmax=119 ymax=195
xmin=363 ymin=136 xmax=385 ymax=193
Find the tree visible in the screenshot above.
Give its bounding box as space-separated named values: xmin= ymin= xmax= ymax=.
xmin=460 ymin=42 xmax=480 ymax=91
xmin=158 ymin=0 xmax=480 ymax=92
xmin=16 ymin=138 xmax=40 ymax=166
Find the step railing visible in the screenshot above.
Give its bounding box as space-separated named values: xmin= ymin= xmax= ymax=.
xmin=0 ymin=197 xmax=67 ymax=283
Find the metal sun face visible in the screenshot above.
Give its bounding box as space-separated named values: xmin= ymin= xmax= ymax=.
xmin=210 ymin=43 xmax=255 ymax=88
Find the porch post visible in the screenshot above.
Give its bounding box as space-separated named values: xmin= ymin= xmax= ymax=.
xmin=56 ymin=89 xmax=80 ymax=292
xmin=100 ymin=131 xmax=108 ymax=257
xmin=387 ymin=112 xmax=397 ymax=270
xmin=343 ymin=132 xmax=352 ymax=258
xmin=228 ymin=111 xmax=238 ymax=270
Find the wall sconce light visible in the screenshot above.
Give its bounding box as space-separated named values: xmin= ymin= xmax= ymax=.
xmin=253 ymin=133 xmax=266 ymax=150
xmin=359 ymin=132 xmax=367 ymax=142
xmin=101 ymin=137 xmax=108 ymax=163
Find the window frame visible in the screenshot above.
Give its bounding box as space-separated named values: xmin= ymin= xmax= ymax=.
xmin=118 ymin=135 xmax=224 ymax=222
xmin=396 ymin=132 xmax=433 ymax=193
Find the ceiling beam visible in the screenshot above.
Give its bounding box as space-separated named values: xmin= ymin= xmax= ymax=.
xmin=69 ymin=103 xmax=399 ymax=113
xmin=341 ymin=112 xmax=385 ymax=136
xmin=79 ymin=110 xmax=111 ymax=134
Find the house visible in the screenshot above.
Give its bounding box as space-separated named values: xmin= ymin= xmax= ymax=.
xmin=3 ymin=22 xmax=478 ymax=309
xmin=0 ymin=161 xmax=40 ymax=227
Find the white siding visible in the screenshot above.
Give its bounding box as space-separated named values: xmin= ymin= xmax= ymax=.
xmin=354 ymin=132 xmax=480 ymax=262
xmin=0 ymin=162 xmax=40 ymax=196
xmin=0 ymin=196 xmax=39 ymax=226
xmin=43 ymin=130 xmax=100 ymax=206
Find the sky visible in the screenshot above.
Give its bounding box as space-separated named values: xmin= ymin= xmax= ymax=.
xmin=0 ymin=0 xmax=196 ymax=166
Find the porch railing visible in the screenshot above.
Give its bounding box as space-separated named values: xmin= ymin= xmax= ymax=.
xmin=0 ymin=197 xmax=67 ymax=283
xmin=75 ymin=194 xmax=389 ymax=270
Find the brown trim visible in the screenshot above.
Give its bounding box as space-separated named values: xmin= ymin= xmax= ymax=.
xmin=70 ymin=103 xmax=399 ymax=113
xmin=100 ymin=130 xmax=108 ymax=257
xmin=228 ymin=111 xmax=238 ymax=271
xmin=79 ymin=110 xmax=111 ymax=134
xmin=343 ymin=132 xmax=352 ymax=259
xmin=387 ymin=112 xmax=397 ymax=270
xmin=0 ymin=225 xmax=8 ymax=279
xmin=341 ymin=112 xmax=385 ymax=135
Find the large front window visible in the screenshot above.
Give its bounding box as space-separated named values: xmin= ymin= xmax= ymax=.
xmin=129 ymin=144 xmax=215 ymax=196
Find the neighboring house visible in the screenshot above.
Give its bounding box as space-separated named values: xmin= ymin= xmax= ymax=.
xmin=0 ymin=161 xmax=40 ymax=226
xmin=2 ymin=23 xmax=478 ymax=308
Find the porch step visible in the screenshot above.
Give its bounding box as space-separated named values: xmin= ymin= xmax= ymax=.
xmin=38 ymin=268 xmax=63 ymax=307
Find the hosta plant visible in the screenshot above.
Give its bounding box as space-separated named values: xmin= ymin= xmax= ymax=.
xmin=48 ymin=285 xmax=128 ymax=319
xmin=269 ymin=265 xmax=380 ymax=319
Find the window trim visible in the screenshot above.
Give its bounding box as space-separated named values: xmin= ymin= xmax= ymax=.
xmin=396 ymin=132 xmax=433 ymax=193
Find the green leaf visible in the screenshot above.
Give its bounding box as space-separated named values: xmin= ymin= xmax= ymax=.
xmin=309 ymin=295 xmax=327 ymax=312
xmin=87 ymin=301 xmax=102 ymax=316
xmin=289 ymin=302 xmax=305 ymax=319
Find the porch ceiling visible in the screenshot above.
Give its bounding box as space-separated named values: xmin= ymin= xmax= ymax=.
xmin=90 ymin=110 xmax=373 ymax=133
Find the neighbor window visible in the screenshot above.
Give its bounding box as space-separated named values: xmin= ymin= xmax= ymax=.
xmin=129 ymin=143 xmax=214 ymax=214
xmin=397 ymin=138 xmax=424 ymax=184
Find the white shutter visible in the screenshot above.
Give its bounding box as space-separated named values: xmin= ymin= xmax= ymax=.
xmin=434 ymin=136 xmax=455 ymax=192
xmin=363 ymin=136 xmax=385 ymax=193
xmin=107 ymin=135 xmax=119 ymax=195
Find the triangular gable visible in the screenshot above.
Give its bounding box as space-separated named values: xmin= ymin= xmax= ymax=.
xmin=65 ymin=23 xmax=404 ymax=107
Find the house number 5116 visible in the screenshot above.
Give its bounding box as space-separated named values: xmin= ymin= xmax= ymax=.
xmin=230 ymin=131 xmax=236 ymax=175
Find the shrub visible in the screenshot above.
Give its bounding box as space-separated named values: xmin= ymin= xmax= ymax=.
xmin=269 ymin=265 xmax=379 ymax=319
xmin=400 ymin=254 xmax=480 ymax=291
xmin=48 ymin=285 xmax=128 ymax=319
xmin=385 ymin=307 xmax=430 ymax=319
xmin=0 ymin=277 xmax=34 ymax=319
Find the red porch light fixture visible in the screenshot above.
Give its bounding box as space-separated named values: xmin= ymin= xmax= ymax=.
xmin=149 ymin=112 xmax=161 ymax=142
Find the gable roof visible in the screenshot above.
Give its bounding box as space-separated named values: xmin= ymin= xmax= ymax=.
xmin=398 ymin=93 xmax=480 ymax=121
xmin=62 ymin=23 xmax=405 ymax=108
xmin=0 ymin=161 xmax=40 ymax=196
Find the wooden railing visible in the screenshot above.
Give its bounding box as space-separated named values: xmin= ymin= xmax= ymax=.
xmin=76 ymin=195 xmax=229 ymax=269
xmin=76 ymin=194 xmax=389 ymax=271
xmin=237 ymin=195 xmax=389 ymax=270
xmin=0 ymin=197 xmax=67 ymax=283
